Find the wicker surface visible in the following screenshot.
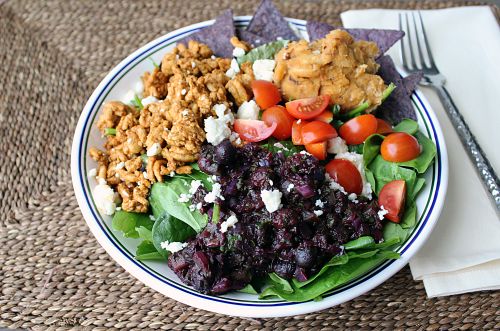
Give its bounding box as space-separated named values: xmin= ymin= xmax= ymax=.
xmin=1 ymin=0 xmax=499 ymax=330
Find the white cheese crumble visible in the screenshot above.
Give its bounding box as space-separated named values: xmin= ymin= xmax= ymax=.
xmin=169 ymin=171 xmax=175 ymax=177
xmin=204 ymin=183 xmax=224 ymax=203
xmin=315 ymin=199 xmax=324 ymax=208
xmin=204 ymin=104 xmax=234 ymax=146
xmin=252 ymin=59 xmax=275 ymax=81
xmin=141 ymin=95 xmax=159 ymax=107
xmin=236 ymin=100 xmax=260 ymax=120
xmin=286 ymin=183 xmax=295 ymax=192
xmin=149 ymin=214 xmax=156 ymax=221
xmin=335 ymin=152 xmax=373 ymax=198
xmin=189 ymin=180 xmax=203 ymax=195
xmin=191 ymin=61 xmax=196 ymax=68
xmin=87 ymin=168 xmax=97 ymax=178
xmin=327 ymin=137 xmax=348 ymax=155
xmin=181 ymin=109 xmax=189 ymax=116
xmin=229 ymin=131 xmax=242 ymax=145
xmin=261 ymin=189 xmax=282 ymax=213
xmin=378 ymin=205 xmax=389 ymax=220
xmin=348 ymin=193 xmax=359 ymax=203
xmin=134 ymin=81 xmax=144 ymax=95
xmin=160 ymin=241 xmax=187 ymax=253
xmin=274 ymin=142 xmax=289 ymax=151
xmin=93 ymin=181 xmax=119 ymax=215
xmin=146 ymin=143 xmax=161 ymax=156
xmin=211 ymin=55 xmax=216 ymax=60
xmin=196 ymin=202 xmax=202 ymax=210
xmin=220 ymin=215 xmax=238 ymax=233
xmin=225 ymin=59 xmax=240 ymax=79
xmin=123 ymin=90 xmax=136 ymax=104
xmin=325 ymin=173 xmax=348 ymax=194
xmin=313 ymin=210 xmax=324 ymax=216
xmin=300 ymin=150 xmax=311 ymax=156
xmin=177 ymin=193 xmax=191 ymax=203
xmin=115 ymin=162 xmax=125 ymax=170
xmin=181 ymin=88 xmax=187 ymax=96
xmin=142 ymin=171 xmax=148 ymax=179
xmin=232 ymin=47 xmax=245 ymax=57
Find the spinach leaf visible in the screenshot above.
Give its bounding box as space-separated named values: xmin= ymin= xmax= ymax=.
xmin=149 ymin=178 xmax=208 ymax=233
xmin=410 ymin=177 xmax=426 ymax=200
xmin=136 ymin=226 xmax=153 ymax=242
xmin=190 ymin=163 xmax=213 ymax=190
xmin=400 ymin=202 xmax=417 ymax=229
xmin=152 ymin=213 xmax=196 ymax=257
xmin=368 ymin=155 xmax=417 ymax=198
xmin=261 ymin=138 xmax=304 ymax=157
xmin=111 ymin=210 xmax=154 ymax=239
xmin=393 ymin=119 xmax=419 ymax=135
xmin=383 ymin=221 xmax=412 ymax=244
xmin=348 ymin=144 xmax=364 ymax=154
xmin=268 ymin=273 xmax=293 ymax=293
xmin=135 ymin=240 xmax=163 ymax=261
xmin=397 ymin=132 xmax=436 ymax=174
xmin=363 ymin=134 xmax=385 ymax=166
xmin=344 ymin=236 xmax=375 ymax=250
xmin=236 ymin=40 xmax=288 ymax=64
xmin=237 ymin=284 xmax=259 ymax=294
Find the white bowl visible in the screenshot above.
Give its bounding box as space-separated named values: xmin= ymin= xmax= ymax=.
xmin=71 ymin=16 xmax=448 ymax=318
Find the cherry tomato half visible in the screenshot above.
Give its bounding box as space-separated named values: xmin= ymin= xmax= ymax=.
xmin=262 ymin=105 xmax=295 ymax=140
xmin=251 ymin=80 xmax=281 ymax=109
xmin=378 ymin=180 xmax=406 ymax=223
xmin=325 ymin=159 xmax=363 ymax=195
xmin=301 ymin=121 xmax=338 ymax=145
xmin=339 ymin=114 xmax=378 ymax=145
xmin=291 ymin=120 xmax=308 ymax=145
xmin=233 ymin=119 xmax=277 ymax=142
xmin=381 ymin=132 xmax=421 ymax=162
xmin=285 ymin=95 xmax=330 ymax=119
xmin=376 ymin=118 xmax=394 ymax=135
xmin=305 ymin=141 xmax=327 ymax=160
xmin=313 ymin=109 xmax=334 ymax=123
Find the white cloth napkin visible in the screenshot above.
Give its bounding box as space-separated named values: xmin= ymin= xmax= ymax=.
xmin=341 ymin=7 xmax=500 ymax=297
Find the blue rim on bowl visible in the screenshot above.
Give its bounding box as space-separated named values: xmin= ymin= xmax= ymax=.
xmin=71 ymin=16 xmax=448 ymax=317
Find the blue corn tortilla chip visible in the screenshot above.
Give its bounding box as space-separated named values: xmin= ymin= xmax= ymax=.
xmin=376 ymin=55 xmax=423 ymax=124
xmin=177 ymin=9 xmax=235 ymax=58
xmin=245 ymin=0 xmax=298 ymax=42
xmin=238 ymin=30 xmax=274 ymax=47
xmin=306 ymin=21 xmax=404 ymax=56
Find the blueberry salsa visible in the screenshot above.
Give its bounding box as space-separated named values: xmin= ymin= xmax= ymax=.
xmin=168 ymin=141 xmax=383 ymax=294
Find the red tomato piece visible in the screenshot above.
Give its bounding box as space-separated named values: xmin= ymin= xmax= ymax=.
xmin=301 ymin=121 xmax=338 ymax=145
xmin=325 ymin=159 xmax=363 ymax=195
xmin=262 ymin=105 xmax=295 ymax=140
xmin=285 ymin=95 xmax=330 ymax=119
xmin=251 ymin=80 xmax=281 ymax=109
xmin=305 ymin=141 xmax=327 ymax=160
xmin=233 ymin=119 xmax=277 ymax=142
xmin=378 ymin=180 xmax=407 ymax=223
xmin=312 ymin=110 xmax=334 ymax=123
xmin=291 ymin=120 xmax=308 ymax=145
xmin=339 ymin=114 xmax=378 ymax=145
xmin=376 ymin=118 xmax=394 ymax=135
xmin=381 ymin=132 xmax=421 ymax=162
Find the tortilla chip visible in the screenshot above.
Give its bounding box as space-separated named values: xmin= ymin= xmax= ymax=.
xmin=376 ymin=55 xmax=421 ymax=124
xmin=245 ymin=0 xmax=298 ymax=42
xmin=306 ymin=21 xmax=404 ymax=56
xmin=177 ymin=9 xmax=235 ymax=58
xmin=238 ymin=30 xmax=273 ymax=47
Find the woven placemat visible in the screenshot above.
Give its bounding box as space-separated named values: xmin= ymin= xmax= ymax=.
xmin=1 ymin=0 xmax=499 ymax=330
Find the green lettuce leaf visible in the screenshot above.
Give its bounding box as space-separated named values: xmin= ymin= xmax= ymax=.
xmin=111 ymin=210 xmax=154 ymax=239
xmin=236 ymin=40 xmax=288 ymax=65
xmin=152 ymin=213 xmax=196 ymax=257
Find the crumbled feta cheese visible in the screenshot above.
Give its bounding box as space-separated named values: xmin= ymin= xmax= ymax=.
xmin=93 ymin=181 xmax=119 ymax=215
xmin=143 ymin=171 xmax=148 ymax=179
xmin=169 ymin=171 xmax=175 ymax=177
xmin=220 ymin=215 xmax=238 ymax=233
xmin=88 ymin=168 xmax=97 ymax=178
xmin=181 ymin=109 xmax=189 ymax=116
xmin=149 ymin=214 xmax=156 ymax=221
xmin=189 ymin=180 xmax=203 ymax=195
xmin=204 ymin=105 xmax=234 ymax=146
xmin=191 ymin=61 xmax=196 ymax=68
xmin=378 ymin=205 xmax=389 ymax=220
xmin=181 ymin=88 xmax=187 ymax=95
xmin=315 ymin=199 xmax=324 ymax=208
xmin=115 ymin=162 xmax=125 ymax=170
xmin=178 ymin=193 xmax=191 ymax=203
xmin=160 ymin=241 xmax=187 ymax=253
xmin=97 ymin=177 xmax=107 ymax=185
xmin=327 ymin=137 xmax=348 ymax=154
xmin=196 ymin=202 xmax=202 ymax=210
xmin=225 ymin=59 xmax=240 ymax=78
xmin=176 ymin=54 xmax=180 ymax=60
xmin=134 ymin=81 xmax=144 ymax=95
xmin=300 ymin=150 xmax=311 ymax=155
xmin=229 ymin=131 xmax=241 ymax=145
xmin=261 ymin=189 xmax=282 ymax=213
xmin=325 ymin=173 xmax=348 ymax=194
xmin=286 ymin=183 xmax=295 ymax=192
xmin=211 ymin=175 xmax=217 ymax=181
xmin=204 ymin=183 xmax=224 ymax=203
xmin=189 ymin=204 xmax=196 ymax=212
xmin=146 ymin=143 xmax=161 ymax=156
xmin=232 ymin=47 xmax=245 ymax=57
xmin=115 ymin=173 xmax=120 ymax=178
xmin=269 ymin=179 xmax=274 ymax=186
xmin=273 ymin=142 xmax=289 ymax=151
xmin=348 ymin=193 xmax=359 ymax=203
xmin=277 ymin=36 xmax=283 ymax=41
xmin=335 ymin=152 xmax=372 ymax=198
xmin=313 ymin=210 xmax=324 ymax=216
xmin=211 ymin=55 xmax=216 ymax=60
xmin=141 ymin=96 xmax=159 ymax=107
xmin=116 ymin=207 xmax=122 ymax=211
xmin=236 ymin=100 xmax=260 ymax=120
xmin=252 ymin=59 xmax=275 ymax=81
xmin=123 ymin=89 xmax=135 ymax=104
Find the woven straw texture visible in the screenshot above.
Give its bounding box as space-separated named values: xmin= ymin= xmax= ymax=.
xmin=1 ymin=0 xmax=499 ymax=330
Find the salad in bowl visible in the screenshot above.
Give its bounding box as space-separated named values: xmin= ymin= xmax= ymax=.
xmin=72 ymin=0 xmax=447 ymax=316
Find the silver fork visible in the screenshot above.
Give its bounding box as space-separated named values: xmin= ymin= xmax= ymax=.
xmin=399 ymin=11 xmax=500 ymax=214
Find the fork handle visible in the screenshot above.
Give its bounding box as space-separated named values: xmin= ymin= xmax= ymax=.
xmin=433 ymin=84 xmax=500 ymax=215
